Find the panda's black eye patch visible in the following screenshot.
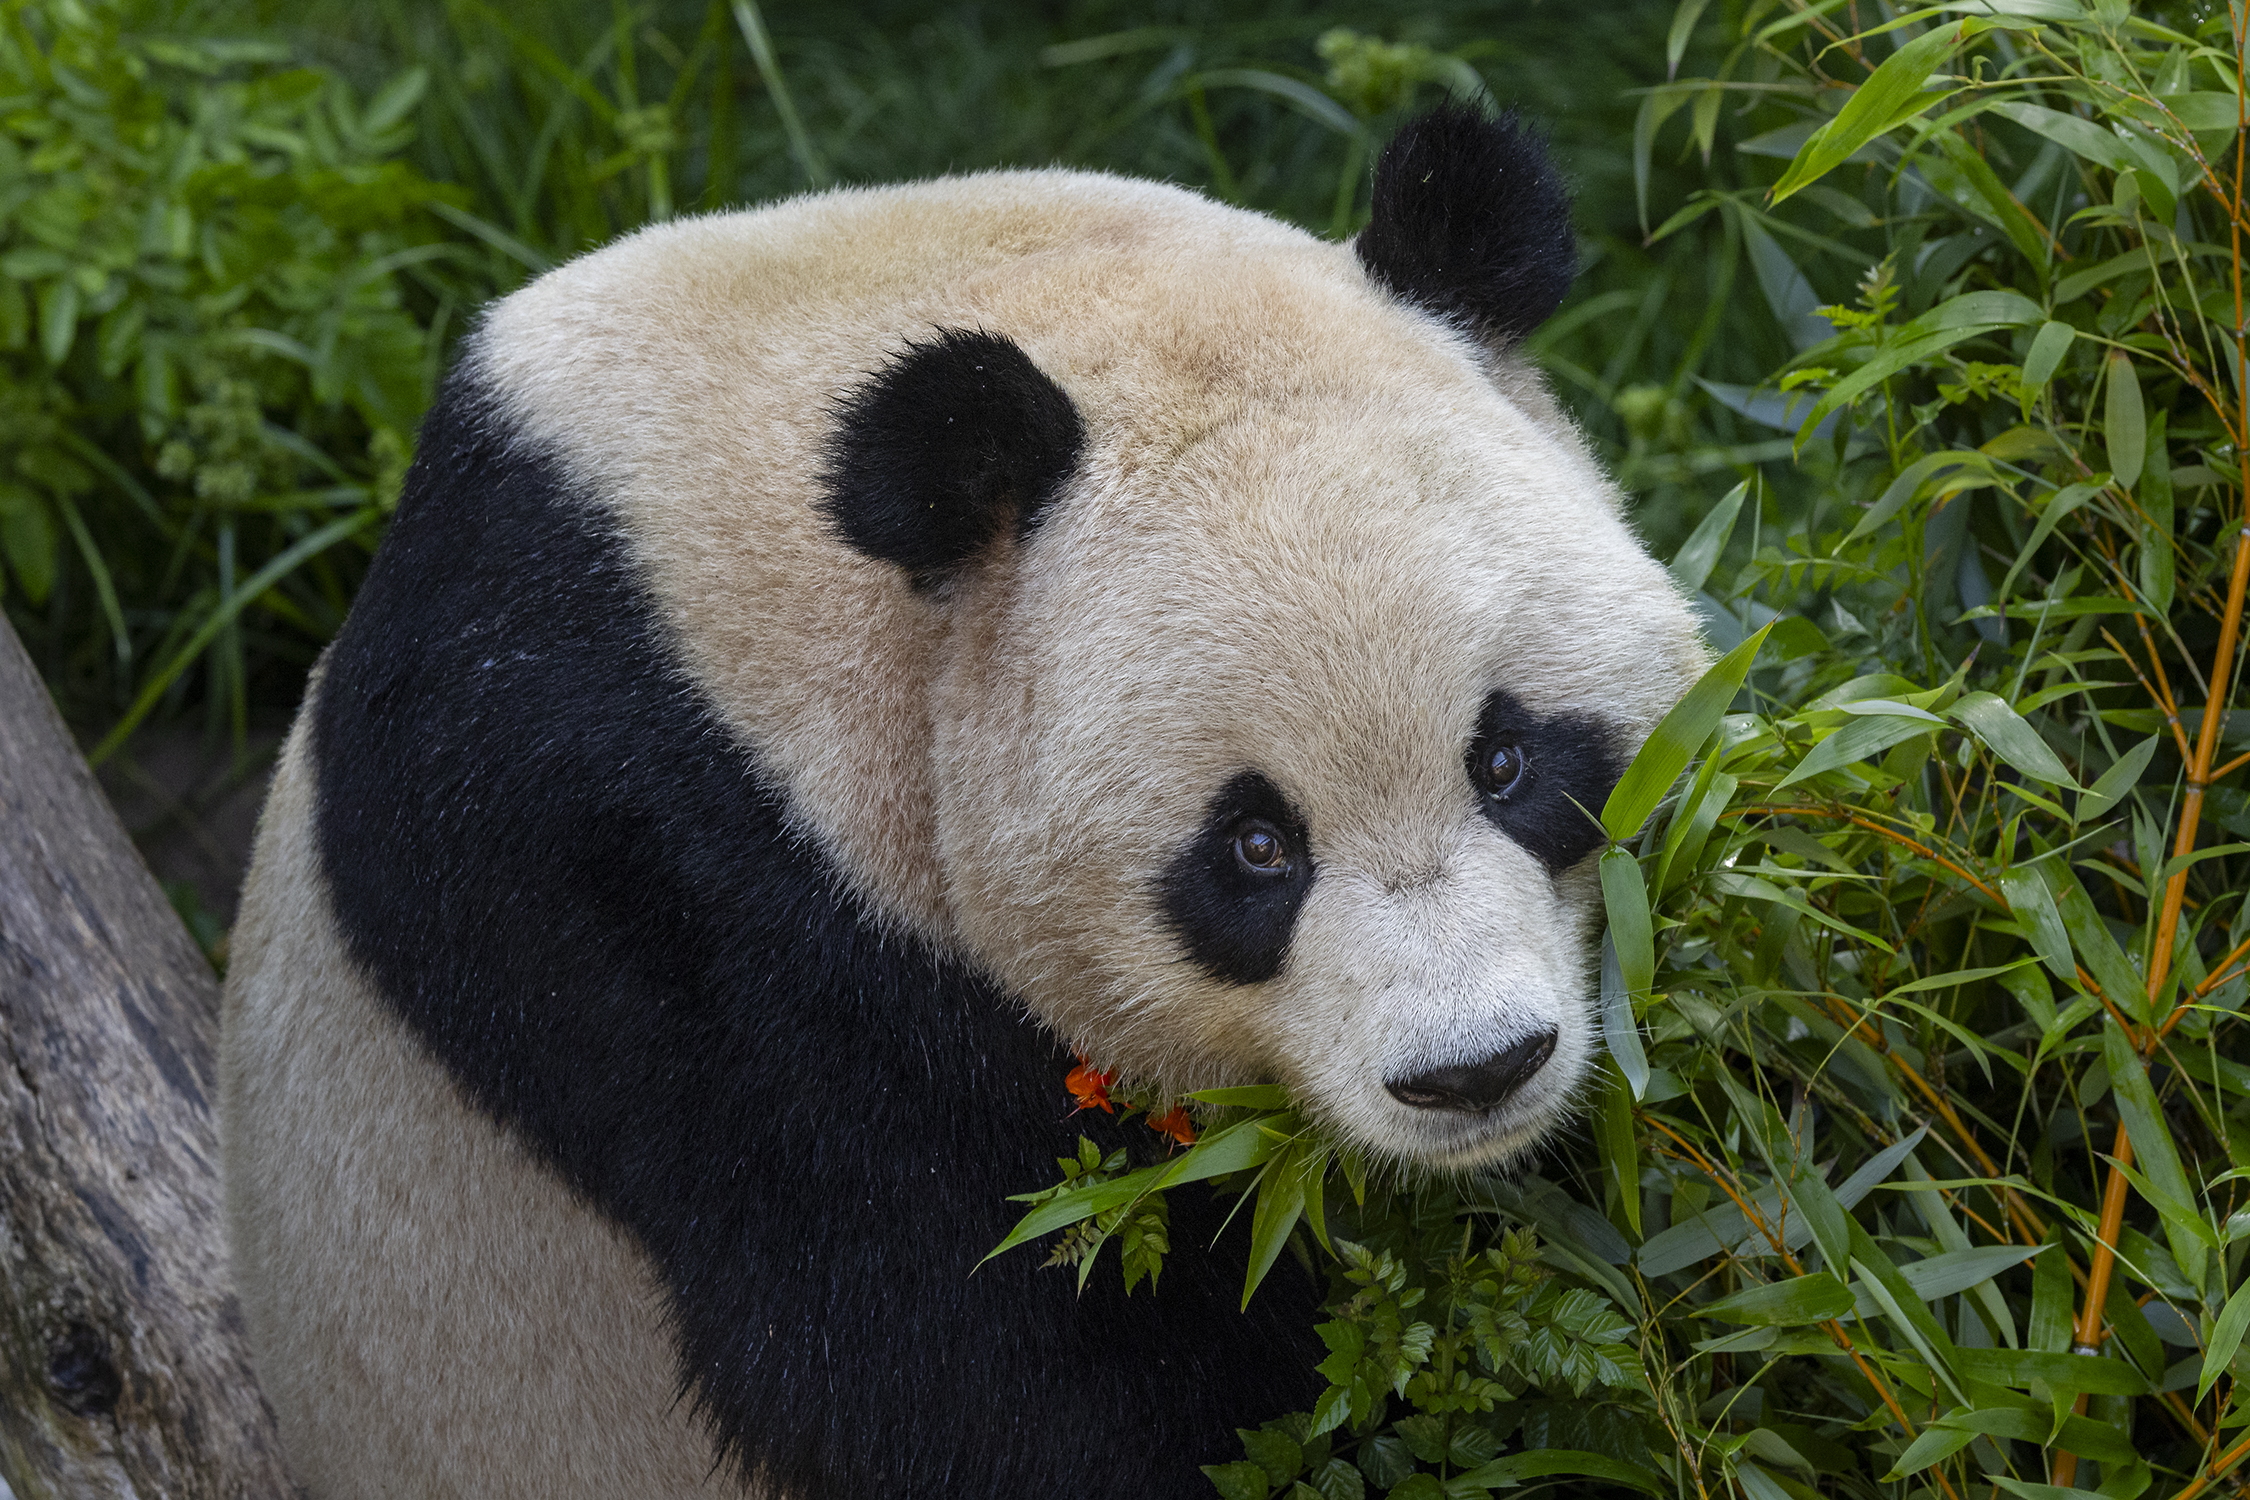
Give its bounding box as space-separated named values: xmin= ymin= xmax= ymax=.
xmin=1467 ymin=691 xmax=1620 ymax=874
xmin=1161 ymin=772 xmax=1314 ymax=986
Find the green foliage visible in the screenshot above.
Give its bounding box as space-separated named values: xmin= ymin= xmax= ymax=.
xmin=1000 ymin=6 xmax=2250 ymax=1498
xmin=0 ymin=0 xmax=465 ymax=754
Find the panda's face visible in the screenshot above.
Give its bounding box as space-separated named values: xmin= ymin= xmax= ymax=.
xmin=927 ymin=387 xmax=1703 ymax=1170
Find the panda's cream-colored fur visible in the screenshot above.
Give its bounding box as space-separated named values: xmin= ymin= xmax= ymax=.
xmin=466 ymin=169 xmax=1703 ymax=1162
xmin=225 ymin=711 xmax=733 ymax=1496
xmin=224 ymin=169 xmax=1704 ymax=1494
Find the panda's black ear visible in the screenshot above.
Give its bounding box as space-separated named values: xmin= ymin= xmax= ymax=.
xmin=1355 ymin=103 xmax=1576 ymax=345
xmin=820 ymin=328 xmax=1084 ymax=583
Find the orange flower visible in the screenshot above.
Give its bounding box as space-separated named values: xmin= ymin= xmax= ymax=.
xmin=1065 ymin=1055 xmax=1116 ymax=1114
xmin=1146 ymin=1105 xmax=1197 ymax=1147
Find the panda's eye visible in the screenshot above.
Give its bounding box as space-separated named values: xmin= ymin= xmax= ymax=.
xmin=1232 ymin=820 xmax=1292 ymax=875
xmin=1474 ymin=742 xmax=1529 ymax=802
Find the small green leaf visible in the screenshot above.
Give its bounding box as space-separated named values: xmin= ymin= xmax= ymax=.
xmin=2078 ymin=736 xmax=2158 ymax=824
xmin=1668 ymin=479 xmax=1746 ymax=594
xmin=2022 ymin=319 xmax=2075 ymax=394
xmin=2200 ymin=1277 xmax=2250 ymax=1401
xmin=1699 ymin=1272 xmax=1854 ymax=1325
xmin=1453 ymin=1450 xmax=1666 ymax=1495
xmin=1243 ymin=1141 xmax=1315 ymax=1309
xmin=1666 ymin=0 xmax=1712 ymax=77
xmin=2104 ymin=1022 xmax=2208 ymax=1286
xmin=1600 ymin=930 xmax=1648 ymax=1101
xmin=1770 ymin=21 xmax=1971 ymax=202
xmin=1240 ymin=1428 xmax=1304 ymax=1487
xmin=2106 ymin=351 xmax=2145 ymax=490
xmin=1953 ymin=1346 xmax=2149 ymax=1395
xmin=1309 ymin=1458 xmax=1365 ymax=1500
xmin=1595 ymin=1057 xmax=1642 ymax=1237
xmin=1602 ymin=623 xmax=1773 ymax=839
xmin=1948 ymin=692 xmax=2081 ymax=789
xmin=1188 ymin=1085 xmax=1292 ymax=1110
xmin=1774 ymin=711 xmax=1935 ymax=789
xmin=37 ymin=278 xmax=79 ymax=366
xmin=1204 ymin=1460 xmax=1274 ymax=1500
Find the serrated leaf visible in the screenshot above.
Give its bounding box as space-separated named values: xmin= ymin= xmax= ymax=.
xmin=1240 ymin=1428 xmax=1304 ymax=1487
xmin=1203 ymin=1460 xmax=1274 ymax=1500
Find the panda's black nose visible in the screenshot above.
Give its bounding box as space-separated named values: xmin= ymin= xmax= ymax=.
xmin=1386 ymin=1029 xmax=1558 ymax=1113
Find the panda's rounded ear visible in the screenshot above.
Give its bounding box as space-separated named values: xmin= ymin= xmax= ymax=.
xmin=1354 ymin=102 xmax=1576 ymax=345
xmin=820 ymin=328 xmax=1084 ymax=585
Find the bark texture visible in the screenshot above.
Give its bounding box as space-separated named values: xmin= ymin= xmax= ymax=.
xmin=0 ymin=619 xmax=294 ymax=1499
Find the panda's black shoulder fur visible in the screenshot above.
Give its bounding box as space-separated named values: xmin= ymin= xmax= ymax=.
xmin=311 ymin=368 xmax=1316 ymax=1497
xmin=1356 ymin=103 xmax=1577 ymax=344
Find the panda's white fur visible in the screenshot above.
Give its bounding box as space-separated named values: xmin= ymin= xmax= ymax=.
xmin=223 ymin=111 xmax=1704 ymax=1498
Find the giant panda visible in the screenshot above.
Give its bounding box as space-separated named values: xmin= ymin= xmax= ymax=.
xmin=219 ymin=104 xmax=1705 ymax=1499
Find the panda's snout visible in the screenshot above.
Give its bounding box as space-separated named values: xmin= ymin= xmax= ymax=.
xmin=1384 ymin=1028 xmax=1558 ymax=1114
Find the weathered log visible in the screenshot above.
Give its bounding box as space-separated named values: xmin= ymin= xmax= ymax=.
xmin=0 ymin=619 xmax=293 ymax=1499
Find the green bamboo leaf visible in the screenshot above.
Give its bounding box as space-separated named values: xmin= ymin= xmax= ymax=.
xmin=2042 ymin=862 xmax=2145 ymax=1019
xmin=1602 ymin=623 xmax=1772 ymax=840
xmin=1999 ymin=482 xmax=2098 ymax=599
xmin=1452 ymin=1451 xmax=1664 ymax=1495
xmin=1773 ymin=712 xmax=1934 ymax=790
xmin=1886 ymin=1424 xmax=1977 ymax=1480
xmin=2103 ymin=1022 xmax=2209 ymax=1285
xmin=1594 ymin=1057 xmax=1642 ymax=1237
xmin=1666 ymin=0 xmax=1712 ymax=78
xmin=1841 ymin=451 xmax=1981 ymax=547
xmin=1948 ymin=692 xmax=2081 ymax=788
xmin=1242 ymin=1140 xmax=1315 ymax=1308
xmin=1999 ymin=868 xmax=2076 ymax=983
xmin=1600 ymin=930 xmax=1648 ymax=1100
xmin=1954 ymin=1346 xmax=2148 ymax=1395
xmin=1699 ymin=1272 xmax=1853 ymax=1325
xmin=1769 ymin=22 xmax=1974 ymax=203
xmin=1668 ymin=479 xmax=1746 ymax=593
xmin=37 ymin=278 xmax=79 ymax=366
xmin=1600 ymin=848 xmax=1654 ymax=995
xmin=2105 ymin=351 xmax=2145 ymax=490
xmin=2200 ymin=1276 xmax=2250 ymax=1400
xmin=1187 ymin=1085 xmax=1292 ymax=1110
xmin=2022 ymin=319 xmax=2075 ymax=394
xmin=1988 ymin=100 xmax=2142 ymax=174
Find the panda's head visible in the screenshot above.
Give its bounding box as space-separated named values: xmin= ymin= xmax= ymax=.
xmin=820 ymin=107 xmax=1705 ymax=1170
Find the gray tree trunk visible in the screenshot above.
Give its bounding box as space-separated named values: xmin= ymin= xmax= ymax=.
xmin=0 ymin=619 xmax=293 ymax=1498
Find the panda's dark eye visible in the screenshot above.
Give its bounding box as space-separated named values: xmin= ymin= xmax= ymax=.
xmin=1233 ymin=820 xmax=1292 ymax=875
xmin=1473 ymin=742 xmax=1529 ymax=802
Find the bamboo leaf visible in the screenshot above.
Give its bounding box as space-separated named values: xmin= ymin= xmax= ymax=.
xmin=1668 ymin=479 xmax=1746 ymax=593
xmin=2022 ymin=319 xmax=2075 ymax=394
xmin=1602 ymin=623 xmax=1772 ymax=840
xmin=2103 ymin=1022 xmax=2209 ymax=1285
xmin=1242 ymin=1141 xmax=1313 ymax=1308
xmin=2200 ymin=1276 xmax=2250 ymax=1401
xmin=1769 ymin=22 xmax=1975 ymax=203
xmin=1699 ymin=1272 xmax=1853 ymax=1325
xmin=1948 ymin=692 xmax=2082 ymax=788
xmin=1595 ymin=1057 xmax=1642 ymax=1237
xmin=1666 ymin=0 xmax=1712 ymax=78
xmin=2105 ymin=351 xmax=2145 ymax=490
xmin=1600 ymin=930 xmax=1649 ymax=1101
